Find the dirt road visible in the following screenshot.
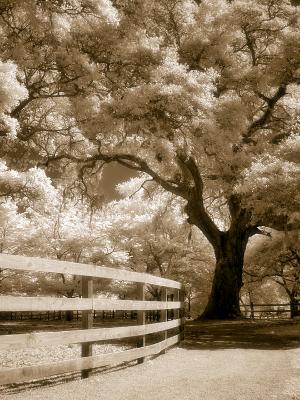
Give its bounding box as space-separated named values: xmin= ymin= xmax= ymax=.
xmin=1 ymin=320 xmax=300 ymax=400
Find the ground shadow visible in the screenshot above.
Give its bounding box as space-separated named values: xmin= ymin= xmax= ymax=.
xmin=181 ymin=319 xmax=300 ymax=351
xmin=0 ymin=360 xmax=138 ymax=395
xmin=2 ymin=319 xmax=300 ymax=394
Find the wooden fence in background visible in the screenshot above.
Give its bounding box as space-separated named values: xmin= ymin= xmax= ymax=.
xmin=240 ymin=303 xmax=299 ymax=319
xmin=0 ymin=254 xmax=184 ymax=385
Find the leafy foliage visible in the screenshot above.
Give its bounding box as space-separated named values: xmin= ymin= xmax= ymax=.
xmin=244 ymin=231 xmax=300 ymax=307
xmin=0 ymin=0 xmax=299 ymax=317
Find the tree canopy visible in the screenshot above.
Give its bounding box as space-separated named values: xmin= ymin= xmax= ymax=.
xmin=0 ymin=0 xmax=299 ymax=318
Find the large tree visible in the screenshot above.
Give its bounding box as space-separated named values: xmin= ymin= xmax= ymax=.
xmin=0 ymin=0 xmax=299 ymax=318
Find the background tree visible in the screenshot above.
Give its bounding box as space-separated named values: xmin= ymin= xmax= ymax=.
xmin=0 ymin=186 xmax=120 ymax=310
xmin=108 ymin=179 xmax=215 ymax=314
xmin=244 ymin=230 xmax=300 ymax=317
xmin=0 ymin=161 xmax=58 ymax=296
xmin=0 ymin=0 xmax=299 ymax=318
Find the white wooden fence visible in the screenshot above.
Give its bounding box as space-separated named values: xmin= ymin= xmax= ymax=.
xmin=0 ymin=254 xmax=184 ymax=385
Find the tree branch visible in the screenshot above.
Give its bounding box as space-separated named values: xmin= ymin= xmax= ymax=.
xmin=256 ymin=214 xmax=300 ymax=232
xmin=10 ymin=95 xmax=34 ymax=118
xmin=42 ymin=151 xmax=189 ymax=199
xmin=243 ymin=27 xmax=257 ymax=66
xmin=242 ymin=84 xmax=287 ymax=143
xmin=180 ymin=156 xmax=221 ymax=248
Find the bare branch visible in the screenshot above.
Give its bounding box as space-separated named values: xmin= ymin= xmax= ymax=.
xmin=129 ymin=179 xmax=154 ymax=199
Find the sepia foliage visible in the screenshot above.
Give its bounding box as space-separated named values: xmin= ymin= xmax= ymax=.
xmin=0 ymin=0 xmax=299 ymax=317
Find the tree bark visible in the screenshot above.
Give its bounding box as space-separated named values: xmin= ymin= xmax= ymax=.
xmin=200 ymin=230 xmax=248 ymax=319
xmin=289 ymin=295 xmax=299 ymax=318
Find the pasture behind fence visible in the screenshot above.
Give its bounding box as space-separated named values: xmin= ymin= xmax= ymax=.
xmin=0 ymin=253 xmax=184 ymax=385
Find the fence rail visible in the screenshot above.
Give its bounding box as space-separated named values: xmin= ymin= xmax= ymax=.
xmin=0 ymin=254 xmax=184 ymax=385
xmin=0 ymin=335 xmax=180 ymax=385
xmin=0 ymin=319 xmax=182 ymax=351
xmin=0 ymin=253 xmax=182 ymax=288
xmin=0 ymin=296 xmax=183 ymax=312
xmin=240 ymin=303 xmax=300 ymax=319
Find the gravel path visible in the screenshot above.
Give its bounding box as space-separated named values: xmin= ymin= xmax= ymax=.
xmin=1 ymin=320 xmax=299 ymax=400
xmin=0 ymin=343 xmax=130 ymax=369
xmin=1 ymin=347 xmax=299 ymax=400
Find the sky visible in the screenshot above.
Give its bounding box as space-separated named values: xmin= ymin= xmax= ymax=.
xmin=100 ymin=162 xmax=137 ymax=201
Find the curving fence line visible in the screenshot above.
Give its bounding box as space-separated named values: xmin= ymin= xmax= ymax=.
xmin=0 ymin=254 xmax=184 ymax=385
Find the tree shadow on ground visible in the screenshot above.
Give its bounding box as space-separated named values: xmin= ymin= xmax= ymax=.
xmin=181 ymin=319 xmax=300 ymax=351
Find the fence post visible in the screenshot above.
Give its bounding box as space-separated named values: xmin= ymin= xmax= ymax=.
xmin=174 ymin=289 xmax=184 ymax=341
xmin=179 ymin=290 xmax=185 ymax=340
xmin=174 ymin=289 xmax=179 ymax=320
xmin=250 ymin=301 xmax=254 ymax=319
xmin=81 ymin=276 xmax=93 ymax=379
xmin=160 ymin=287 xmax=168 ymax=353
xmin=137 ymin=282 xmax=145 ymax=364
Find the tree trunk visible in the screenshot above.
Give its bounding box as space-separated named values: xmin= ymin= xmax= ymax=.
xmin=65 ymin=310 xmax=74 ymax=321
xmin=65 ymin=291 xmax=75 ymax=321
xmin=200 ymin=231 xmax=248 ymax=319
xmin=290 ymin=295 xmax=299 ymax=318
